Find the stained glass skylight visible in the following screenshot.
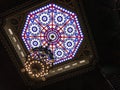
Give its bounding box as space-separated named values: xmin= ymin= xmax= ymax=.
xmin=21 ymin=3 xmax=84 ymax=65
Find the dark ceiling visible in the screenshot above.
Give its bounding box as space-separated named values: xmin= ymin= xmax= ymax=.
xmin=0 ymin=0 xmax=120 ymax=90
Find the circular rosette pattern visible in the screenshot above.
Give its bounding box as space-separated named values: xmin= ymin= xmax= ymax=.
xmin=22 ymin=4 xmax=84 ymax=65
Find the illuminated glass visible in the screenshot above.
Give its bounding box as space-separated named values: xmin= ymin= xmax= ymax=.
xmin=21 ymin=4 xmax=84 ymax=65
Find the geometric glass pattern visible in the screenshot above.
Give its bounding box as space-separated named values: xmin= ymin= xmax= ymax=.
xmin=21 ymin=4 xmax=84 ymax=65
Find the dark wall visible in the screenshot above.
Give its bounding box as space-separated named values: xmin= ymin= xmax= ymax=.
xmin=83 ymin=0 xmax=120 ymax=64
